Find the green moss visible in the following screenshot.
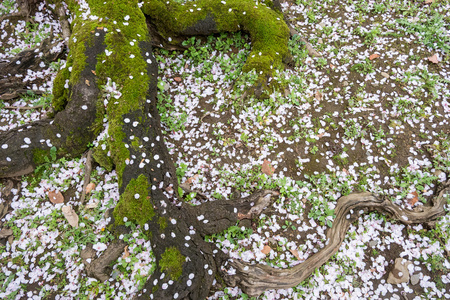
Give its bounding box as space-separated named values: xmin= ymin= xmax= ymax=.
xmin=87 ymin=0 xmax=151 ymax=186
xmin=32 ymin=148 xmax=50 ymax=165
xmin=52 ymin=62 xmax=71 ymax=112
xmin=131 ymin=138 xmax=140 ymax=150
xmin=92 ymin=144 xmax=114 ymax=171
xmin=141 ymin=0 xmax=289 ymax=81
xmin=113 ymin=174 xmax=154 ymax=227
xmin=158 ymin=217 xmax=167 ymax=231
xmin=159 ymin=247 xmax=185 ymax=281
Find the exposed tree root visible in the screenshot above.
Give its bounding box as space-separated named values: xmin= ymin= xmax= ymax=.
xmin=221 ymin=187 xmax=450 ymax=297
xmin=81 ymin=240 xmax=127 ymax=282
xmin=0 ymin=38 xmax=65 ymax=100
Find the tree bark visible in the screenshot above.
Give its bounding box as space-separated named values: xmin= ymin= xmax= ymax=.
xmin=0 ymin=0 xmax=448 ymax=299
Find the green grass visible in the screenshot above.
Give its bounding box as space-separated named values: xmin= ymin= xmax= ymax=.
xmin=396 ymin=13 xmax=450 ymax=53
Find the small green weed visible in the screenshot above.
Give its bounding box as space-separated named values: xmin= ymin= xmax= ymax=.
xmin=396 ymin=13 xmax=450 ymax=53
xmin=350 ymin=59 xmax=374 ymax=74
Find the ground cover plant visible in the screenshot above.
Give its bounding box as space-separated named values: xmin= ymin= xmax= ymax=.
xmin=0 ymin=0 xmax=450 ymax=299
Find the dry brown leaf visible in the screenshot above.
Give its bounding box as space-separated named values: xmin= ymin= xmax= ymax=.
xmin=174 ymin=77 xmax=182 ymax=82
xmin=428 ymin=54 xmax=439 ymax=64
xmin=86 ymin=182 xmax=96 ymax=194
xmin=48 ymin=190 xmax=64 ymax=204
xmin=0 ymin=228 xmax=13 ymax=239
xmin=369 ymin=53 xmax=380 ymax=60
xmin=261 ymin=160 xmax=275 ymax=176
xmin=289 ymin=249 xmax=301 ymax=260
xmin=91 ymin=70 xmax=96 ymax=75
xmin=62 ymin=206 xmax=79 ymax=228
xmin=85 ymin=79 xmax=90 ymax=86
xmin=315 ymin=91 xmax=323 ymax=102
xmin=408 ymin=191 xmax=419 ymax=206
xmin=425 ymin=0 xmax=434 ymax=4
xmin=317 ymin=132 xmax=325 ymax=138
xmin=122 ymin=245 xmax=130 ymax=259
xmin=185 ymin=174 xmax=199 ymax=185
xmin=261 ymin=245 xmax=272 ymax=255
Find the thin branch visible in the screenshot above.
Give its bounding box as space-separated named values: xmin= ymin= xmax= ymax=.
xmin=2 ymin=105 xmax=44 ymax=110
xmin=80 ymin=149 xmax=94 ymax=204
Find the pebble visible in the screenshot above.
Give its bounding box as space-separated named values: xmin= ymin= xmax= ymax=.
xmin=410 ymin=273 xmax=420 ymax=285
xmin=369 ymin=240 xmax=378 ymax=247
xmin=387 ymin=258 xmax=411 ymax=285
xmin=381 ymin=72 xmax=390 ymax=78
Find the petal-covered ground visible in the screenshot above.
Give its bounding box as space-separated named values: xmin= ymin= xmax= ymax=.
xmin=1 ymin=0 xmax=450 ymax=299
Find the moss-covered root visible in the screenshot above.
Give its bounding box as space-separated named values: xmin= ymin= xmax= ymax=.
xmin=142 ymin=0 xmax=290 ymax=88
xmin=0 ymin=28 xmax=107 ymax=178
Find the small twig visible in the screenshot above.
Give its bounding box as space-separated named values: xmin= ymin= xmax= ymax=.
xmin=0 ymin=12 xmax=27 ymax=24
xmin=80 ymin=149 xmax=93 ymax=204
xmin=200 ymin=111 xmax=211 ymax=122
xmin=0 ymin=89 xmax=46 ymax=101
xmin=289 ymin=26 xmax=322 ymax=57
xmin=2 ymin=105 xmax=44 ymax=110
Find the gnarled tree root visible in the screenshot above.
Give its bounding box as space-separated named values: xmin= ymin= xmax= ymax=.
xmin=81 ymin=240 xmax=127 ymax=282
xmin=222 ymin=187 xmax=449 ymax=297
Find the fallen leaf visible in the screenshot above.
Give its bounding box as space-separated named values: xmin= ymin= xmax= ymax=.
xmin=85 ymin=202 xmax=99 ymax=209
xmin=408 ymin=191 xmax=419 ymax=206
xmin=428 ymin=54 xmax=439 ymax=64
xmin=97 ymin=26 xmax=104 ymax=30
xmin=48 ymin=190 xmax=64 ymax=204
xmin=62 ymin=206 xmax=79 ymax=228
xmin=289 ymin=249 xmax=301 ymax=260
xmin=261 ymin=160 xmax=275 ymax=176
xmin=185 ymin=174 xmax=199 ymax=185
xmin=261 ymin=245 xmax=272 ymax=255
xmin=122 ymin=245 xmax=130 ymax=259
xmin=86 ymin=182 xmax=96 ymax=194
xmin=315 ymin=91 xmax=323 ymax=101
xmin=425 ymin=0 xmax=434 ymax=3
xmin=174 ymin=77 xmax=182 ymax=82
xmin=85 ymin=79 xmax=90 ymax=86
xmin=0 ymin=228 xmax=13 ymax=238
xmin=317 ymin=132 xmax=325 ymax=138
xmin=91 ymin=70 xmax=96 ymax=75
xmin=369 ymin=53 xmax=380 ymax=60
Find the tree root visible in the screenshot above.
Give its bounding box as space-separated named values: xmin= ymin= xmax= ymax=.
xmin=81 ymin=240 xmax=127 ymax=282
xmin=184 ymin=190 xmax=278 ymax=236
xmin=221 ymin=187 xmax=449 ymax=297
xmin=54 ymin=3 xmax=71 ymax=41
xmin=0 ymin=38 xmax=65 ymax=99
